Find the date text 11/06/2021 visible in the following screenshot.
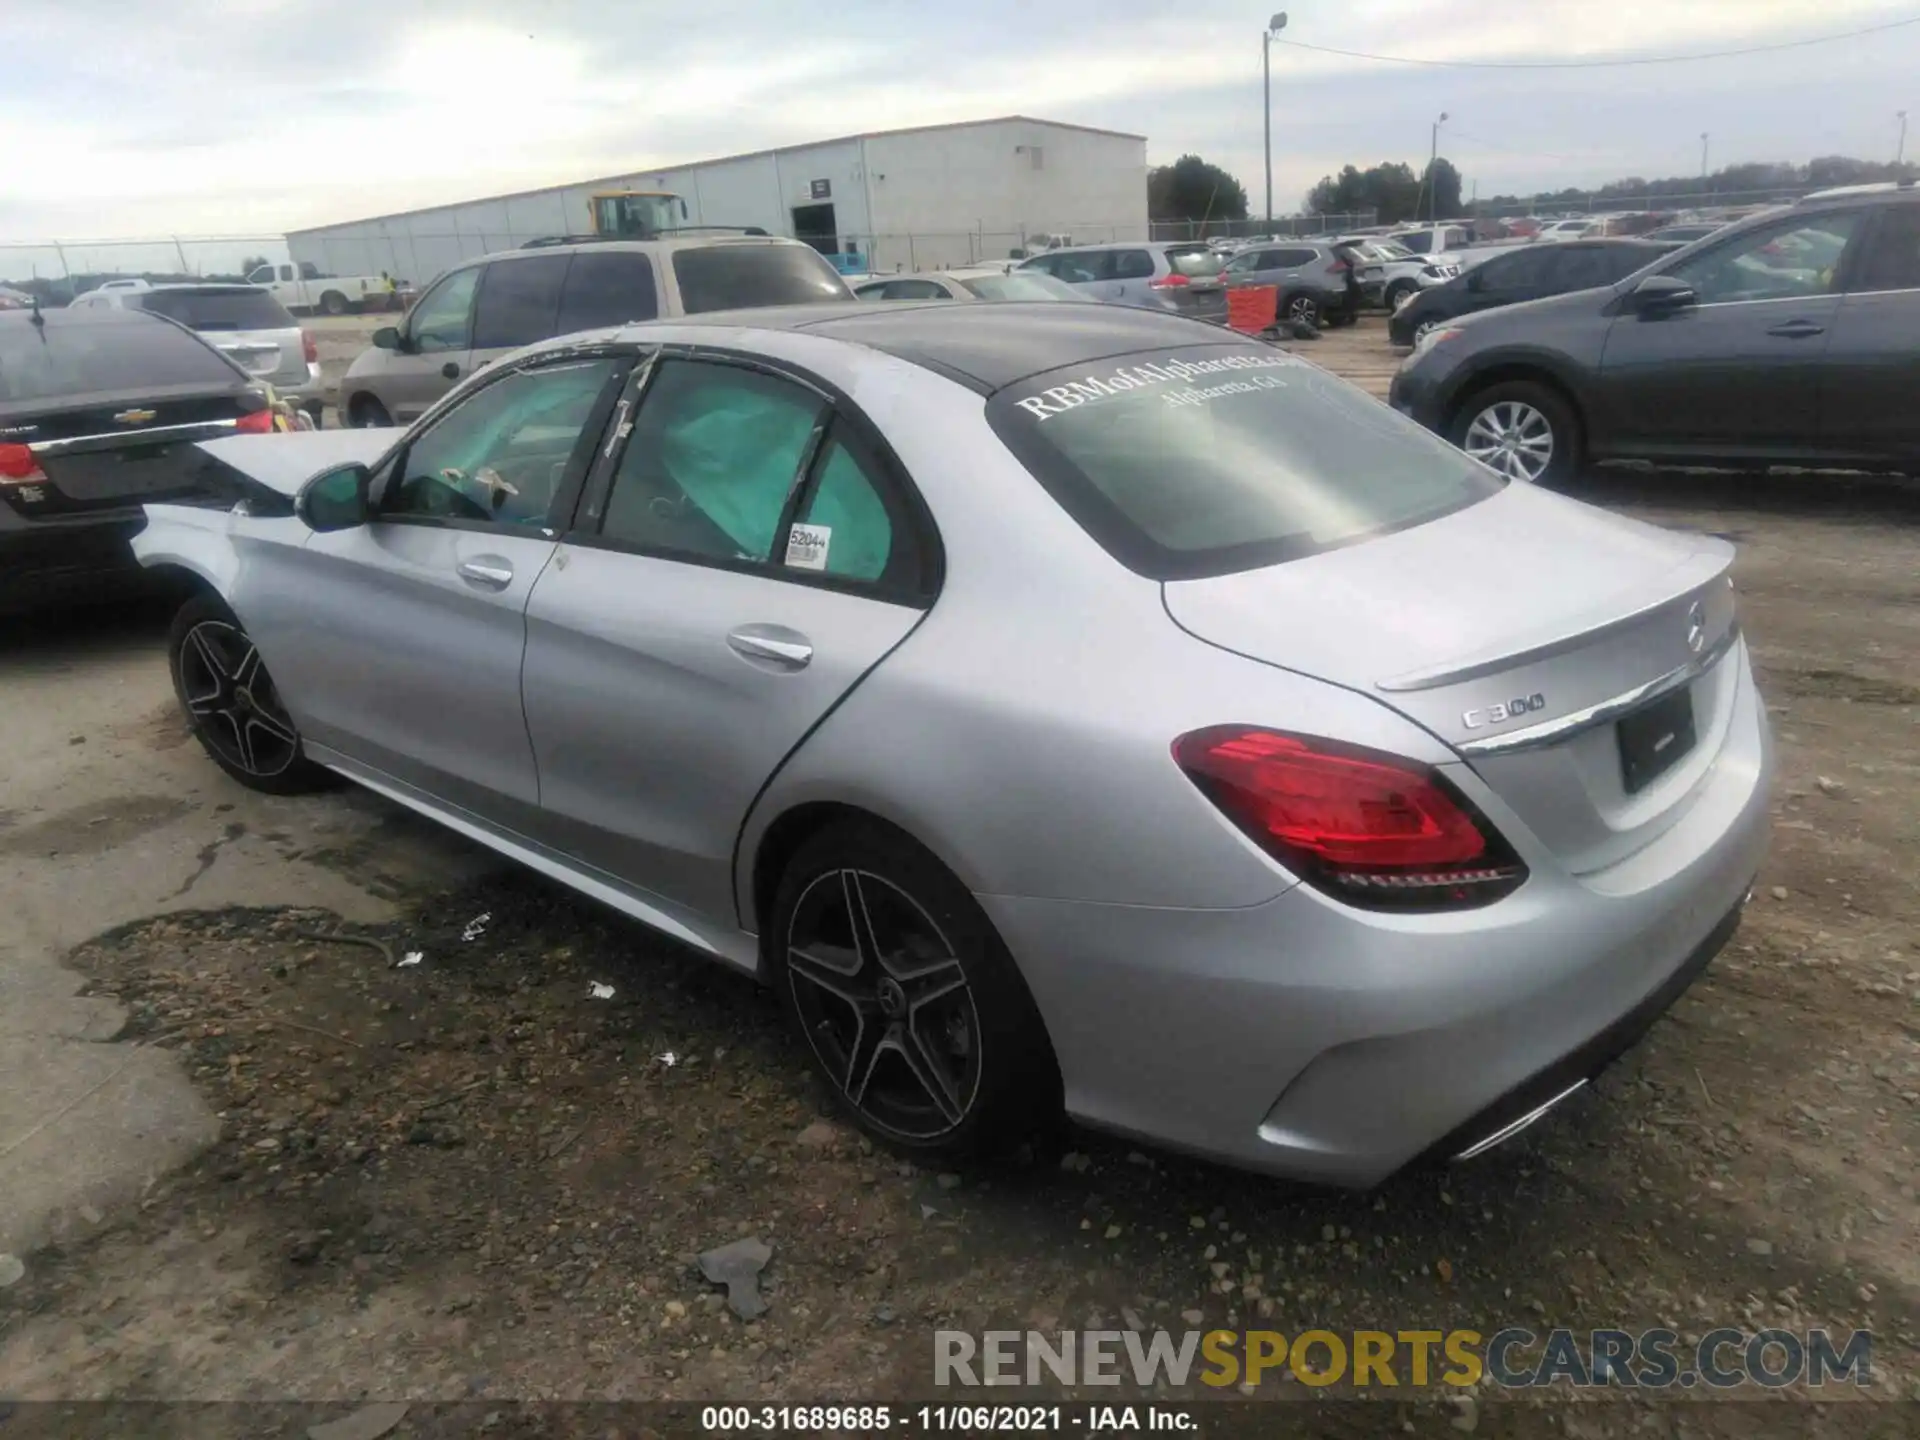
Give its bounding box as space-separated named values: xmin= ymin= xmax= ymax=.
xmin=701 ymin=1405 xmax=1195 ymax=1432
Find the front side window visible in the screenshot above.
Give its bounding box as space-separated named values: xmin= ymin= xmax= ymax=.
xmin=1547 ymin=246 xmax=1616 ymax=292
xmin=1669 ymin=213 xmax=1861 ymax=305
xmin=385 ymin=359 xmax=621 ymax=527
xmin=600 ymin=360 xmax=822 ymax=563
xmin=409 ymin=267 xmax=482 ymax=353
xmin=1851 ymin=205 xmax=1920 ymax=292
xmin=989 ymin=344 xmax=1500 ymax=580
xmin=471 ymin=255 xmax=568 ymax=350
xmin=1478 ymin=249 xmax=1554 ymax=291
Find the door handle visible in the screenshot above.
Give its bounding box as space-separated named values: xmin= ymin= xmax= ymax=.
xmin=727 ymin=626 xmax=813 ymax=669
xmin=441 ymin=361 xmax=461 ymax=379
xmin=1765 ymin=320 xmax=1826 ymax=339
xmin=456 ymin=556 xmax=514 ymax=589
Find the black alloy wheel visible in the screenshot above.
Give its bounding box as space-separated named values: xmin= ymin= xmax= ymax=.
xmin=167 ymin=594 xmax=331 ymax=794
xmin=772 ymin=821 xmax=1060 ymax=1157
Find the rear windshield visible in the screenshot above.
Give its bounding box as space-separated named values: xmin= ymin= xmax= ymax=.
xmin=958 ymin=272 xmax=1085 ymax=302
xmin=670 ymin=245 xmax=852 ymax=314
xmin=0 ymin=316 xmax=238 ymax=405
xmin=132 ymin=287 xmax=295 ymax=331
xmin=1166 ymin=250 xmax=1225 ymax=278
xmin=988 ymin=344 xmax=1501 ymax=580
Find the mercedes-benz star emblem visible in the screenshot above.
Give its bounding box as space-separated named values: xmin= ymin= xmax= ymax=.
xmin=1686 ymin=600 xmax=1706 ymax=655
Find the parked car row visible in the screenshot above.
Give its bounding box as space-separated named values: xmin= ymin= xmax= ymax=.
xmin=1391 ymin=184 xmax=1920 ymax=483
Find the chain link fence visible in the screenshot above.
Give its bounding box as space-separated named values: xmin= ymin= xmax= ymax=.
xmin=1468 ymin=185 xmax=1822 ymax=221
xmin=0 ymin=236 xmax=290 ymax=300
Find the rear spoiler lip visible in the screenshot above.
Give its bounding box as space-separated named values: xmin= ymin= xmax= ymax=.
xmin=1375 ymin=543 xmax=1736 ymax=694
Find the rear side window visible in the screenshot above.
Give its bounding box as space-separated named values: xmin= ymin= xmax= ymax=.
xmin=959 ymin=272 xmax=1085 ymax=302
xmin=556 ymin=251 xmax=659 ymax=332
xmin=1166 ymin=250 xmax=1226 ymax=278
xmin=1038 ymin=252 xmax=1110 ymax=284
xmin=1479 ymin=249 xmax=1553 ymax=290
xmin=1268 ymin=247 xmax=1316 ymax=269
xmin=988 ymin=344 xmax=1501 ymax=580
xmin=472 ymin=255 xmax=569 ymax=349
xmin=132 ymin=288 xmax=295 ymax=331
xmin=0 ymin=316 xmax=238 ymax=404
xmin=1112 ymin=250 xmax=1155 ymax=281
xmin=670 ymin=246 xmax=851 ymax=314
xmin=1853 ymin=204 xmax=1920 ymax=292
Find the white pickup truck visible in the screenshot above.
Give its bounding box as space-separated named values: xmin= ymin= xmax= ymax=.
xmin=242 ymin=262 xmax=396 ymax=317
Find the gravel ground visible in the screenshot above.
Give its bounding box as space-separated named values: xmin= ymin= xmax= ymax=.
xmin=0 ymin=321 xmax=1914 ymax=1439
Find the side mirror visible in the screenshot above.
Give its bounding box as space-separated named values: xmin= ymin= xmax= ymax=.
xmin=372 ymin=325 xmax=402 ymax=351
xmin=1628 ymin=273 xmax=1697 ymax=315
xmin=297 ymin=463 xmax=371 ymax=532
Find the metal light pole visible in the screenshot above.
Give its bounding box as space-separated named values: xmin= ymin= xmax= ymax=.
xmin=1899 ymin=111 xmax=1909 ymax=166
xmin=1262 ymin=13 xmax=1287 ymax=230
xmin=1700 ymin=132 xmax=1710 ymax=179
xmin=1428 ymin=112 xmax=1449 ymax=224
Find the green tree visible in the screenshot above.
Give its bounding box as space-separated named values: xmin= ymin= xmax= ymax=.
xmin=239 ymin=254 xmax=272 ymax=277
xmin=1305 ymin=161 xmax=1427 ymax=224
xmin=1148 ymin=155 xmax=1251 ymax=223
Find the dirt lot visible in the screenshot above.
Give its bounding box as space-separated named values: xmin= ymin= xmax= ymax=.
xmin=0 ymin=315 xmax=1915 ymax=1437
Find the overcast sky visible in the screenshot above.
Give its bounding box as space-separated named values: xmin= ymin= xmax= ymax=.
xmin=2 ymin=0 xmax=1916 ymax=274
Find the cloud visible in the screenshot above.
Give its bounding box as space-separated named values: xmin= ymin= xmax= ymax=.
xmin=0 ymin=0 xmax=1914 ymax=243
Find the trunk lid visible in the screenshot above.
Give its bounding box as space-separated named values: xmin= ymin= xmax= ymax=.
xmin=1162 ymin=483 xmax=1743 ymax=875
xmin=4 ymin=384 xmax=261 ymax=515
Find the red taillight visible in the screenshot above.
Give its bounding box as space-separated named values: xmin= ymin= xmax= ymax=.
xmin=302 ymin=329 xmax=318 ymax=363
xmin=1149 ymin=272 xmax=1192 ymax=289
xmin=1173 ymin=727 xmax=1525 ymax=909
xmin=0 ymin=442 xmax=46 ymax=484
xmin=234 ymin=409 xmax=277 ymax=434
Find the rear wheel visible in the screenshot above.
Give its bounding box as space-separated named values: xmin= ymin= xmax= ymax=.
xmin=770 ymin=820 xmax=1060 ymax=1160
xmin=168 ymin=594 xmax=331 ymax=795
xmin=320 ymin=290 xmax=349 ymax=317
xmin=1451 ymin=380 xmax=1580 ymax=486
xmin=346 ymin=393 xmax=392 ymax=428
xmin=1281 ymin=293 xmax=1322 ymax=328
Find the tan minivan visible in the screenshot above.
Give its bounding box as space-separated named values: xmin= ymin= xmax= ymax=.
xmin=338 ymin=235 xmax=854 ymax=426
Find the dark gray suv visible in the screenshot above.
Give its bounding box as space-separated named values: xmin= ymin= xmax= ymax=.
xmin=1389 ymin=185 xmax=1920 ymax=484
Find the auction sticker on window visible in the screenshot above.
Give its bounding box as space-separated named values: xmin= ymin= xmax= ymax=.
xmin=785 ymin=523 xmax=831 ymax=570
xmin=1008 ymin=351 xmax=1303 ymax=421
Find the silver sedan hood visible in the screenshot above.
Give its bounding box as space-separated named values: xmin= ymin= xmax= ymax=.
xmin=194 ymin=428 xmax=400 ymax=497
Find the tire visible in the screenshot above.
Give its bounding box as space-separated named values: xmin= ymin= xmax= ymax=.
xmin=1280 ymin=293 xmax=1322 ymax=328
xmin=320 ymin=290 xmax=349 ymax=317
xmin=769 ymin=819 xmax=1061 ymax=1160
xmin=346 ymin=393 xmax=392 ymax=428
xmin=1385 ymin=279 xmax=1417 ymax=310
xmin=1449 ymin=380 xmax=1581 ymax=486
xmin=167 ymin=593 xmax=332 ymax=795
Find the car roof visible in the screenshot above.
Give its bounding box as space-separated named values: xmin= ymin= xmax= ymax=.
xmin=595 ymin=299 xmax=1232 ymax=395
xmin=1042 ymin=240 xmax=1182 ymax=253
xmin=459 ymin=234 xmax=820 ymax=269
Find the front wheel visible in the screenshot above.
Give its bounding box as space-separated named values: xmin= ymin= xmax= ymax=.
xmin=1450 ymin=381 xmax=1581 ymax=486
xmin=770 ymin=820 xmax=1060 ymax=1160
xmin=346 ymin=393 xmax=392 ymax=428
xmin=1385 ymin=279 xmax=1417 ymax=310
xmin=168 ymin=594 xmax=332 ymax=795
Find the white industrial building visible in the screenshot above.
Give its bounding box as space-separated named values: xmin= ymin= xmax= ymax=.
xmin=287 ymin=115 xmax=1147 ymax=284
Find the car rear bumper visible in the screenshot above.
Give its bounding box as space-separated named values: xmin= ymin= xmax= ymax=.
xmin=982 ymin=653 xmax=1772 ymax=1188
xmin=274 ymin=362 xmax=326 ymax=406
xmin=0 ymin=505 xmax=160 ymax=613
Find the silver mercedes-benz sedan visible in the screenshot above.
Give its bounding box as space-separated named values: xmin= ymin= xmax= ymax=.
xmin=135 ymin=302 xmax=1771 ymax=1187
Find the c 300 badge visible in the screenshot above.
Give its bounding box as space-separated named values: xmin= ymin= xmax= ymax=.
xmin=1463 ymin=692 xmax=1547 ymax=729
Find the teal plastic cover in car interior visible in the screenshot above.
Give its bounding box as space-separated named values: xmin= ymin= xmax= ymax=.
xmin=662 ymin=384 xmax=891 ymax=580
